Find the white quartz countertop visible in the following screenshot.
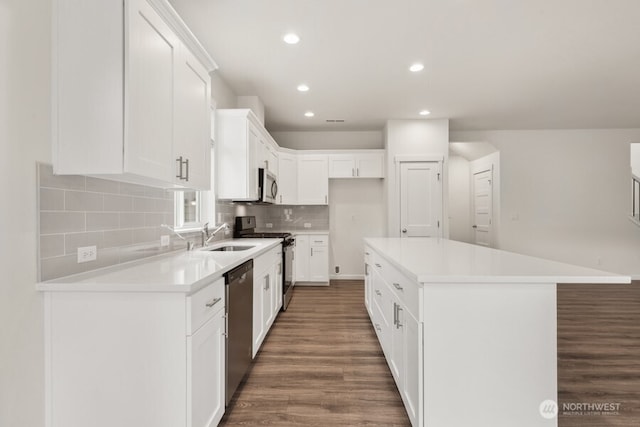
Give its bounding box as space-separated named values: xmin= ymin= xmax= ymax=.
xmin=36 ymin=239 xmax=282 ymax=293
xmin=364 ymin=238 xmax=631 ymax=284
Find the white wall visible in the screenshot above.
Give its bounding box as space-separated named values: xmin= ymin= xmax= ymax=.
xmin=271 ymin=130 xmax=383 ymax=150
xmin=448 ymin=155 xmax=472 ymax=243
xmin=384 ymin=119 xmax=450 ymax=237
xmin=451 ymin=129 xmax=640 ymax=277
xmin=329 ymin=179 xmax=386 ymax=279
xmin=210 ymin=72 xmax=237 ymax=109
xmin=1 ymin=1 xmax=50 ymax=426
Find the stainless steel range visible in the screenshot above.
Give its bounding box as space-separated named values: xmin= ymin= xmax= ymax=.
xmin=234 ymin=216 xmax=295 ymax=310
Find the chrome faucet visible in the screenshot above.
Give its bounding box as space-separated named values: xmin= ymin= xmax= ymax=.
xmin=202 ymin=222 xmax=229 ymax=247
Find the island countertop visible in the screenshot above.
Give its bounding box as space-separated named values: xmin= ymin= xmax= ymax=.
xmin=364 ymin=237 xmax=631 ymax=284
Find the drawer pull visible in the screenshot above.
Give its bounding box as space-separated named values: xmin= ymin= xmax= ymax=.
xmin=375 ymin=263 xmax=382 ymax=268
xmin=375 ymin=324 xmax=381 ymax=332
xmin=365 ymin=252 xmax=370 ymax=255
xmin=393 ymin=282 xmax=403 ymax=291
xmin=205 ymin=297 xmax=222 ymax=308
xmin=375 ymin=290 xmax=381 ymax=296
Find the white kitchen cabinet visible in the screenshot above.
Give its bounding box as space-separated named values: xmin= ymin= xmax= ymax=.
xmin=297 ymin=155 xmax=329 ymax=205
xmin=42 ymin=277 xmax=226 ymax=427
xmin=364 ymin=246 xmax=373 ymax=315
xmin=217 ymin=109 xmax=282 ymax=201
xmin=369 ymin=253 xmax=420 ymax=427
xmin=252 ymin=245 xmax=283 ymax=357
xmin=52 ymin=0 xmax=215 ymax=190
xmin=187 ymin=297 xmax=226 ymax=427
xmin=295 ymin=234 xmax=329 ymax=284
xmin=328 ymin=150 xmax=385 ymax=178
xmin=277 ymin=150 xmax=298 ymax=205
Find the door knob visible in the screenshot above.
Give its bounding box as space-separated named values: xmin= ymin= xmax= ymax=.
xmin=402 ymin=228 xmax=407 ymax=233
xmin=472 ymin=225 xmax=478 ymax=228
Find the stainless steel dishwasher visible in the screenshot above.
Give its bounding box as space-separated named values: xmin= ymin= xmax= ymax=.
xmin=224 ymin=259 xmax=253 ymax=405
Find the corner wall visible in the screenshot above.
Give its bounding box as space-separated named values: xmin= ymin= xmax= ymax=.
xmin=451 ymin=129 xmax=640 ymax=277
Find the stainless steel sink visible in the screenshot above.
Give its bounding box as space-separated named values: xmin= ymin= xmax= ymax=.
xmin=206 ymin=245 xmax=255 ymax=252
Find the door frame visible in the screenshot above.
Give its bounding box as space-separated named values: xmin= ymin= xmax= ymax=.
xmin=471 ymin=166 xmax=493 ymax=247
xmin=392 ymin=155 xmax=445 ymax=238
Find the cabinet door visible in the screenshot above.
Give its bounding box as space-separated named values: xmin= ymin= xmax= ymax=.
xmin=274 ymin=260 xmax=283 ymax=312
xmin=328 ymin=155 xmax=356 ymax=178
xmin=297 ymin=155 xmax=329 ymax=205
xmin=356 ymin=153 xmax=384 ymax=178
xmin=309 ymin=245 xmax=329 ymax=282
xmin=252 ymin=272 xmax=266 ymax=357
xmin=401 ymin=309 xmax=420 ymax=427
xmin=263 ymin=271 xmax=274 ymax=329
xmin=125 ymin=0 xmax=177 ymax=182
xmin=364 ymin=263 xmax=372 ymax=314
xmin=278 ymin=152 xmax=297 ymax=204
xmin=389 ymin=295 xmax=403 ymax=384
xmin=187 ymin=313 xmax=225 ymax=427
xmin=174 ymin=46 xmax=211 ymax=189
xmin=294 ymin=235 xmax=309 ymax=281
xmin=266 ymin=144 xmax=278 ymax=176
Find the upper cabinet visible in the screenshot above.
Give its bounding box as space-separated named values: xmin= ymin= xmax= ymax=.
xmin=216 ymin=109 xmax=261 ymax=201
xmin=297 ymin=155 xmax=329 ymax=205
xmin=52 ymin=0 xmax=216 ymax=190
xmin=277 ymin=151 xmax=297 ymax=205
xmin=328 ymin=150 xmax=385 ymax=178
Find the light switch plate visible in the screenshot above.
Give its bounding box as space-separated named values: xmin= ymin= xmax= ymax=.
xmin=304 ymin=223 xmax=311 ymax=228
xmin=77 ymin=246 xmax=97 ymax=263
xmin=266 ymin=223 xmax=273 ymax=228
xmin=160 ymin=235 xmax=170 ymax=247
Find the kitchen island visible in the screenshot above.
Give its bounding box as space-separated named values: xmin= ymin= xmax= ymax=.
xmin=363 ymin=237 xmax=630 ymax=427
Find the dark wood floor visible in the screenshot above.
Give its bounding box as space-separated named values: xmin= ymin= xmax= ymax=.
xmin=557 ymin=282 xmax=640 ymax=426
xmin=221 ymin=280 xmax=640 ymax=426
xmin=220 ymin=280 xmax=410 ymax=426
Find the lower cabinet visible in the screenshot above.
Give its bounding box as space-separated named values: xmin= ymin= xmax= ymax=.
xmin=368 ymin=250 xmax=421 ymax=427
xmin=295 ymin=234 xmax=329 ymax=284
xmin=253 ymin=245 xmax=283 ymax=357
xmin=187 ymin=311 xmax=226 ymax=427
xmin=42 ymin=277 xmax=226 ymax=427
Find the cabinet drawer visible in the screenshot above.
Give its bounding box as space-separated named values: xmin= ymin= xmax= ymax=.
xmin=255 ymin=245 xmax=281 ymax=275
xmin=388 ymin=267 xmax=419 ymax=319
xmin=187 ymin=277 xmax=225 ymax=334
xmin=309 ymin=235 xmax=329 ymax=246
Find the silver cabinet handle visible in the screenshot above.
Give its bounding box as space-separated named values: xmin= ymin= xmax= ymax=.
xmin=375 ymin=263 xmax=381 ymax=268
xmin=280 ymin=195 xmax=282 ymax=203
xmin=375 ymin=324 xmax=381 ymax=332
xmin=356 ymin=168 xmax=359 ymax=176
xmin=311 ymin=248 xmax=314 ymax=256
xmin=396 ymin=305 xmax=403 ymax=329
xmin=393 ymin=302 xmax=397 ymax=326
xmin=352 ymin=168 xmax=355 ymax=177
xmin=402 ymin=228 xmax=407 ymax=233
xmin=375 ymin=290 xmax=381 ymax=296
xmin=393 ymin=282 xmax=403 ymax=291
xmin=184 ymin=158 xmax=189 ymax=181
xmin=472 ymin=225 xmax=478 ymax=229
xmin=365 ymin=252 xmax=370 ymax=255
xmin=325 ymin=195 xmax=328 ymax=204
xmin=176 ymin=156 xmax=183 ymax=179
xmin=205 ymin=297 xmax=222 ymax=308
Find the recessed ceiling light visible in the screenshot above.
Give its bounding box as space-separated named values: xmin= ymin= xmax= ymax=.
xmin=297 ymin=84 xmax=309 ymax=92
xmin=409 ymin=63 xmax=425 ymax=72
xmin=419 ymin=110 xmax=431 ymax=116
xmin=304 ymin=111 xmax=315 ymax=117
xmin=283 ymin=33 xmax=300 ymax=44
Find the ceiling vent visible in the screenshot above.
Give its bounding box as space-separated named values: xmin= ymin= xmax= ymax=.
xmin=325 ymin=119 xmax=345 ymax=123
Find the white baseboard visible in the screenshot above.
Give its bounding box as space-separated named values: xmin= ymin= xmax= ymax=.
xmin=329 ymin=274 xmax=364 ymax=281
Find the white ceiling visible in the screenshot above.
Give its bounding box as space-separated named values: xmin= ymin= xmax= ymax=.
xmin=170 ymin=0 xmax=640 ymax=132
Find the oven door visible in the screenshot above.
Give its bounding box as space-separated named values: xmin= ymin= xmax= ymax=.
xmin=282 ymin=238 xmax=295 ymax=310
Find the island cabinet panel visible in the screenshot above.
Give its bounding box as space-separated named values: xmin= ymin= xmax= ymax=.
xmin=362 ymin=237 xmax=631 ymax=427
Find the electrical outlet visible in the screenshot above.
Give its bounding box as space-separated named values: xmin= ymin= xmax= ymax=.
xmin=160 ymin=235 xmax=170 ymax=247
xmin=266 ymin=223 xmax=273 ymax=228
xmin=304 ymin=223 xmax=311 ymax=228
xmin=77 ymin=246 xmax=97 ymax=263
xmin=335 ymin=266 xmax=340 ymax=273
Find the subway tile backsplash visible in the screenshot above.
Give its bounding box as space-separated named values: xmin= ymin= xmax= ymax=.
xmin=37 ymin=163 xmax=325 ymax=281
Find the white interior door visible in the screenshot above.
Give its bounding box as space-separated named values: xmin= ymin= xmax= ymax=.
xmin=472 ymin=169 xmax=492 ymax=246
xmin=400 ymin=162 xmax=441 ymax=237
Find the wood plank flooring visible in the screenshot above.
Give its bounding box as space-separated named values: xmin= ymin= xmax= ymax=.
xmin=220 ymin=280 xmax=410 ymax=426
xmin=557 ymin=282 xmax=640 ymax=426
xmin=221 ymin=280 xmax=640 ymax=426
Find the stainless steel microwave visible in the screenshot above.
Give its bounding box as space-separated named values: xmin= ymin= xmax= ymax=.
xmin=258 ymin=168 xmax=278 ymax=204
